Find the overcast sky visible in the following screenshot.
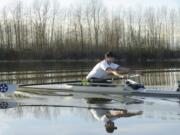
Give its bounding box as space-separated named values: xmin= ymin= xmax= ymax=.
xmin=0 ymin=0 xmax=179 ymax=10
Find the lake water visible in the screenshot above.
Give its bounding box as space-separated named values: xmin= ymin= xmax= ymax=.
xmin=0 ymin=61 xmax=180 ymax=135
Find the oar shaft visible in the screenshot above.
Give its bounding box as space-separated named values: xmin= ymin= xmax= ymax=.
xmin=19 ymin=80 xmax=82 ymax=87
xmin=19 ymin=74 xmax=141 ymax=86
xmin=111 ymin=74 xmax=141 ymax=80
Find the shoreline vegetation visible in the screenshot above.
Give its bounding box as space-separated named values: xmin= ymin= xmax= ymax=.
xmin=0 ymin=0 xmax=180 ymax=61
xmin=1 ymin=58 xmax=180 ymax=63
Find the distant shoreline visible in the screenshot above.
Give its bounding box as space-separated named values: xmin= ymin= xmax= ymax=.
xmin=1 ymin=58 xmax=180 ymax=63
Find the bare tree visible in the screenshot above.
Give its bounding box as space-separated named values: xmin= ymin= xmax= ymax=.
xmin=91 ymin=0 xmax=102 ymax=48
xmin=0 ymin=0 xmax=180 ymax=60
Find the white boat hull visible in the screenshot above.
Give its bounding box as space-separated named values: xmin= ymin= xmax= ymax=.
xmin=20 ymin=83 xmax=180 ymax=98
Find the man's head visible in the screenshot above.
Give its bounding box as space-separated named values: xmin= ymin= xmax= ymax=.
xmin=104 ymin=51 xmax=115 ymax=63
xmin=105 ymin=120 xmax=117 ymax=133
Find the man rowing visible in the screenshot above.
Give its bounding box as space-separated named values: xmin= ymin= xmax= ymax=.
xmin=86 ymin=51 xmax=133 ymax=83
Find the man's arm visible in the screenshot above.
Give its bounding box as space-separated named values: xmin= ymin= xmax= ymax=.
xmin=119 ymin=111 xmax=143 ymax=117
xmin=117 ymin=66 xmax=142 ymax=75
xmin=106 ymin=68 xmax=124 ymax=78
xmin=118 ymin=67 xmax=129 ymax=72
xmin=106 ymin=111 xmax=143 ymax=118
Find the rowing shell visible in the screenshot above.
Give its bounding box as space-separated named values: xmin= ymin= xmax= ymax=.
xmin=0 ymin=83 xmax=17 ymax=94
xmin=20 ymin=82 xmax=180 ymax=98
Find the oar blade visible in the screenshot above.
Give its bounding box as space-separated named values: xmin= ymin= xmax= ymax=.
xmin=0 ymin=99 xmax=17 ymax=109
xmin=0 ymin=83 xmax=17 ymax=94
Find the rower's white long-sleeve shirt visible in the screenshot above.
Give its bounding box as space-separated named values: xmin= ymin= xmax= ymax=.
xmin=86 ymin=60 xmax=119 ymax=79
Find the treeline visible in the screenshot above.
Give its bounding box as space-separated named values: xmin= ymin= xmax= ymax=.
xmin=0 ymin=0 xmax=180 ymax=60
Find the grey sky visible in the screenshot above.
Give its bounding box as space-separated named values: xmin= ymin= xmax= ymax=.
xmin=0 ymin=0 xmax=179 ymax=10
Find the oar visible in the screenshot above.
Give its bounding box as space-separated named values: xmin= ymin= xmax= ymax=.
xmin=0 ymin=99 xmax=17 ymax=109
xmin=0 ymin=98 xmax=130 ymax=111
xmin=17 ymin=104 xmax=130 ymax=111
xmin=19 ymin=74 xmax=141 ymax=87
xmin=19 ymin=80 xmax=82 ymax=87
xmin=0 ymin=83 xmax=17 ymax=94
xmin=0 ymin=80 xmax=82 ymax=94
xmin=110 ymin=74 xmax=141 ymax=81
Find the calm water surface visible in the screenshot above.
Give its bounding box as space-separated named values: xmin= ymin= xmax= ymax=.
xmin=0 ymin=61 xmax=180 ymax=135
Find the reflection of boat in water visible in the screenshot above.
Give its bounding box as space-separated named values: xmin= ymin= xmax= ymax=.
xmin=1 ymin=91 xmax=180 ymax=122
xmin=1 ymin=82 xmax=180 ymax=120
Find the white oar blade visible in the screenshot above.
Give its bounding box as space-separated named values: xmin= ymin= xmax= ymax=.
xmin=0 ymin=83 xmax=17 ymax=94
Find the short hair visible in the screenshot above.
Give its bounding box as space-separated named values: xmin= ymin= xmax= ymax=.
xmin=105 ymin=51 xmax=114 ymax=58
xmin=105 ymin=121 xmax=117 ymax=133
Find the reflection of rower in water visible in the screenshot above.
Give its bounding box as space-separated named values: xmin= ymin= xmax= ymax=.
xmin=90 ymin=108 xmax=142 ymax=133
